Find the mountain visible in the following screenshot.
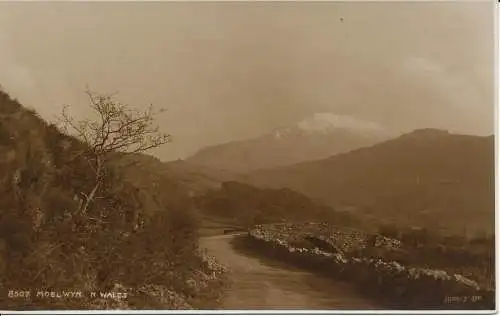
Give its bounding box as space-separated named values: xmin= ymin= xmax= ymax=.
xmin=186 ymin=113 xmax=393 ymax=173
xmin=243 ymin=129 xmax=495 ymax=235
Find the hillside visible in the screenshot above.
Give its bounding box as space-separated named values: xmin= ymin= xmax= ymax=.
xmin=0 ymin=89 xmax=226 ymax=310
xmin=194 ymin=181 xmax=360 ymax=229
xmin=161 ymin=159 xmax=241 ymax=196
xmin=186 ymin=113 xmax=391 ymax=173
xmin=244 ymin=129 xmax=495 ymax=235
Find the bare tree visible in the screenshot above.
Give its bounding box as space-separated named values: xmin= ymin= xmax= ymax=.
xmin=57 ymin=89 xmax=171 ymax=214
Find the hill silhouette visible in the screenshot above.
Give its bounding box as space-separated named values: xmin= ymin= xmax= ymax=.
xmin=186 ymin=114 xmax=390 ymax=173
xmin=244 ymin=129 xmax=494 ymax=235
xmin=195 ymin=181 xmax=359 ymax=228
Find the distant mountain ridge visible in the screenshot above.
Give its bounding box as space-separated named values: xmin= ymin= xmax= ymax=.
xmin=243 ymin=128 xmax=495 ymax=235
xmin=186 ymin=113 xmax=393 ymax=173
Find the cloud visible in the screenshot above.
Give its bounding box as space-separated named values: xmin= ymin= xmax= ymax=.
xmin=401 ymin=56 xmax=485 ymax=112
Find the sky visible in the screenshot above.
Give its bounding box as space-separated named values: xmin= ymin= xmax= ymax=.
xmin=0 ymin=1 xmax=495 ymax=161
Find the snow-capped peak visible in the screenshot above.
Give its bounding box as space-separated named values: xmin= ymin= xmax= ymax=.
xmin=271 ymin=113 xmax=390 ymax=140
xmin=297 ymin=113 xmax=384 ymax=134
xmin=273 ymin=127 xmax=292 ymax=139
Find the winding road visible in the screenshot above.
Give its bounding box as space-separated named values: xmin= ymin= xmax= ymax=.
xmin=200 ymin=233 xmax=378 ymax=310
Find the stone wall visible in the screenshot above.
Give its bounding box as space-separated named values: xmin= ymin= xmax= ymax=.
xmin=246 ymin=227 xmax=494 ymax=310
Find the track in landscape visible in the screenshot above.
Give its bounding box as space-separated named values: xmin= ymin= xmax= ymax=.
xmin=200 ymin=233 xmax=378 ymax=310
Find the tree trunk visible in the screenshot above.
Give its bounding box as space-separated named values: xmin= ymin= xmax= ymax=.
xmin=81 ymin=181 xmax=100 ymax=214
xmin=80 ymin=155 xmax=103 ymax=214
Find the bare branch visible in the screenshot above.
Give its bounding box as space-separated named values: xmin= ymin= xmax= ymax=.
xmin=56 ymin=89 xmax=171 ymax=214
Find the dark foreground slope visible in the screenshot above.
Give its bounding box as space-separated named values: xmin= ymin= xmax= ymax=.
xmin=0 ymin=90 xmax=226 ymax=310
xmin=245 ymin=129 xmax=495 ymax=235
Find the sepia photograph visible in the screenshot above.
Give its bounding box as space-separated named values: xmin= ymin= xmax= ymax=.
xmin=0 ymin=0 xmax=496 ymax=313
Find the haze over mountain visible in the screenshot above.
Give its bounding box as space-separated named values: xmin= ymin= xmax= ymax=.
xmin=0 ymin=2 xmax=493 ymax=161
xmin=186 ymin=112 xmax=393 ymax=173
xmin=243 ymin=129 xmax=495 ymax=235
